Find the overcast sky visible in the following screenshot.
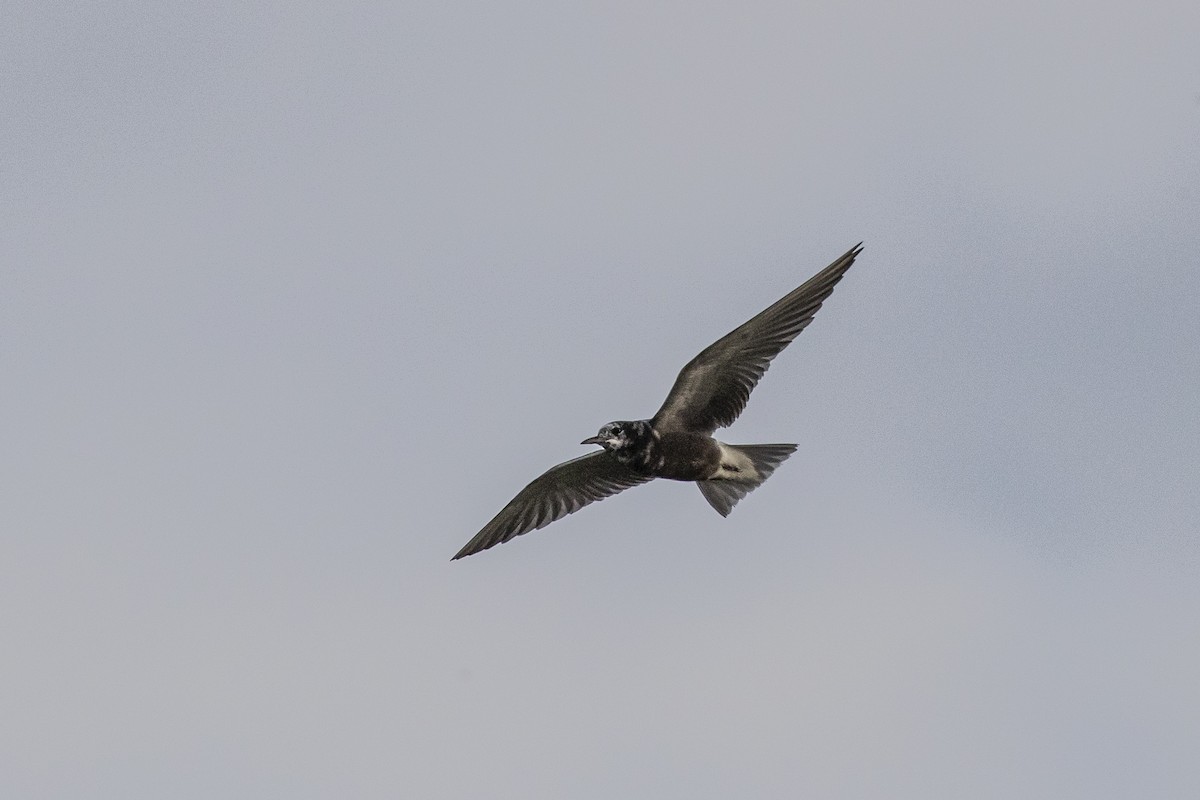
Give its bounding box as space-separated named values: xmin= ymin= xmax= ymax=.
xmin=3 ymin=1 xmax=1199 ymax=798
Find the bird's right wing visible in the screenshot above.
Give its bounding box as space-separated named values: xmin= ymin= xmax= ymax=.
xmin=453 ymin=451 xmax=651 ymax=559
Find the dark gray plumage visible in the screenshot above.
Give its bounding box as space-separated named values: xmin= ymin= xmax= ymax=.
xmin=453 ymin=452 xmax=652 ymax=558
xmin=652 ymin=246 xmax=859 ymax=434
xmin=453 ymin=244 xmax=862 ymax=560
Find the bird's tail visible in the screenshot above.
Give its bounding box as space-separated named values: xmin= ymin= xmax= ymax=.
xmin=696 ymin=443 xmax=798 ymax=517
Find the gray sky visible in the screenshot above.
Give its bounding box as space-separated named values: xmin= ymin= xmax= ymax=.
xmin=3 ymin=1 xmax=1199 ymax=797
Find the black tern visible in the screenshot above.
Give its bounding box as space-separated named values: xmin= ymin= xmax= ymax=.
xmin=453 ymin=244 xmax=862 ymax=560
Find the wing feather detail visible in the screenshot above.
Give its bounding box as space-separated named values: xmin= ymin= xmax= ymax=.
xmin=453 ymin=451 xmax=651 ymax=559
xmin=651 ymin=244 xmax=862 ymax=434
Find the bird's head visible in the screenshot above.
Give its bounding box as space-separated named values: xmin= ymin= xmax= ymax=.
xmin=581 ymin=421 xmax=636 ymax=452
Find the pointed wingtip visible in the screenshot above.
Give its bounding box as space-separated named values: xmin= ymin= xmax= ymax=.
xmin=453 ymin=529 xmax=496 ymax=560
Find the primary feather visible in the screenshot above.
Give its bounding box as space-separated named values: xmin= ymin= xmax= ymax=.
xmin=652 ymin=243 xmax=861 ymax=434
xmin=452 ymin=452 xmax=649 ymax=559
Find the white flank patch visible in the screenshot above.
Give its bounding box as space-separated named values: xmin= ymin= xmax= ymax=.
xmin=712 ymin=442 xmax=759 ymax=480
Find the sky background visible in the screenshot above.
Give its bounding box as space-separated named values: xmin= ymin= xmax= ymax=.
xmin=3 ymin=1 xmax=1199 ymax=797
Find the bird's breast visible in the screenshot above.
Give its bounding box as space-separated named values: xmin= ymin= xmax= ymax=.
xmin=653 ymin=432 xmax=722 ymax=481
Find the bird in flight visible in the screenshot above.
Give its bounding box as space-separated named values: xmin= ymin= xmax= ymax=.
xmin=453 ymin=244 xmax=862 ymax=560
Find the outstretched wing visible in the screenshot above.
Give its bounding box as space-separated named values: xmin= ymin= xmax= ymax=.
xmin=651 ymin=244 xmax=862 ymax=434
xmin=453 ymin=451 xmax=651 ymax=559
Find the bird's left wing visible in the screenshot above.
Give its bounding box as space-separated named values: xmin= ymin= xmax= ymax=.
xmin=651 ymin=244 xmax=861 ymax=434
xmin=453 ymin=451 xmax=651 ymax=559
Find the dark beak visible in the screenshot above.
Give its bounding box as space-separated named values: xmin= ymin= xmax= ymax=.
xmin=581 ymin=436 xmax=604 ymax=446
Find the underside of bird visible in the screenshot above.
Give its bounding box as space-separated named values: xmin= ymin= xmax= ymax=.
xmin=696 ymin=442 xmax=798 ymax=516
xmin=453 ymin=244 xmax=861 ymax=560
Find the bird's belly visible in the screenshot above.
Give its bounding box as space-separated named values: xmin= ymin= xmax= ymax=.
xmin=655 ymin=433 xmax=722 ymax=481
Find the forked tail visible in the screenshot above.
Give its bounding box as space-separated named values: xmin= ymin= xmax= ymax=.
xmin=696 ymin=443 xmax=798 ymax=517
